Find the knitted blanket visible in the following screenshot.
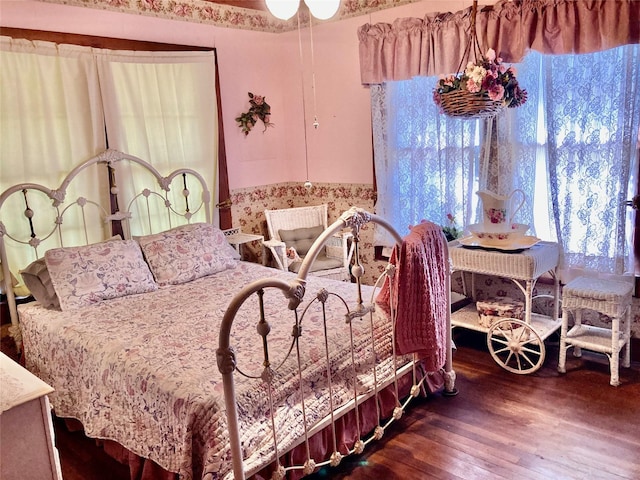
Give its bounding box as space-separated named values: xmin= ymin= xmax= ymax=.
xmin=376 ymin=221 xmax=449 ymax=372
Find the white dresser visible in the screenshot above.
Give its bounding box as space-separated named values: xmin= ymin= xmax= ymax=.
xmin=0 ymin=352 xmax=62 ymax=480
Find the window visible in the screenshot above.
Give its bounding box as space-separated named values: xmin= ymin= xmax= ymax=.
xmin=1 ymin=36 xmax=222 ymax=269
xmin=372 ymin=45 xmax=640 ymax=277
xmin=96 ymin=49 xmax=219 ymax=234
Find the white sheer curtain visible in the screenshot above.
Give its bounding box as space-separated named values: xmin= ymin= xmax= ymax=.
xmin=1 ymin=38 xmax=222 ymax=270
xmin=371 ymin=79 xmax=481 ymax=246
xmin=371 ymin=45 xmax=640 ymax=277
xmin=495 ymin=46 xmax=640 ymax=278
xmin=95 ymin=49 xmax=219 ymax=232
xmin=0 ymin=37 xmax=107 ymax=268
xmin=547 ymin=46 xmax=639 ymax=277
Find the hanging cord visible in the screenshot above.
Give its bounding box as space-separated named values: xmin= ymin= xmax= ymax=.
xmin=455 ymin=0 xmax=484 ymax=74
xmin=297 ymin=11 xmax=312 ymax=189
xmin=308 ymin=15 xmax=319 ymax=130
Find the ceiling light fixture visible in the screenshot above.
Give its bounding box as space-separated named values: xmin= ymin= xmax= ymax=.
xmin=265 ymin=0 xmax=340 ymax=21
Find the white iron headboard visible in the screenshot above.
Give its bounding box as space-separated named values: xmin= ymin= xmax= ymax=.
xmin=0 ymin=149 xmax=212 ymax=349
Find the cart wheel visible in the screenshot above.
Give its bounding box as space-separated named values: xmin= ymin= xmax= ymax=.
xmin=487 ymin=319 xmax=545 ymax=374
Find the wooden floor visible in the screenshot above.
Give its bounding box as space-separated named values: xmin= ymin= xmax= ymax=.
xmin=6 ymin=329 xmax=640 ymax=480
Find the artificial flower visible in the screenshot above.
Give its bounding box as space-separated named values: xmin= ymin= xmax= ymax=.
xmin=236 ymin=92 xmax=274 ymax=135
xmin=433 ymin=49 xmax=528 ymax=113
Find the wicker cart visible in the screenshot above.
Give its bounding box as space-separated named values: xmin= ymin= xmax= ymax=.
xmin=450 ymin=241 xmax=561 ymax=374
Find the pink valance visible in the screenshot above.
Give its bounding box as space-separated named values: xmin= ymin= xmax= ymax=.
xmin=358 ymin=0 xmax=640 ymax=84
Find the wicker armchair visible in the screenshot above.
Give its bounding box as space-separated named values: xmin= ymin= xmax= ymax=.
xmin=263 ymin=205 xmax=353 ymax=281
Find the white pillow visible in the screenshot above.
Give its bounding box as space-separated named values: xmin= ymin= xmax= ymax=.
xmin=20 ymin=258 xmax=60 ymax=309
xmin=45 ymin=239 xmax=157 ymax=311
xmin=135 ymin=223 xmax=239 ymax=286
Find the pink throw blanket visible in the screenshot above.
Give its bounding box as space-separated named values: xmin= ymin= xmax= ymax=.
xmin=376 ymin=221 xmax=449 ymax=372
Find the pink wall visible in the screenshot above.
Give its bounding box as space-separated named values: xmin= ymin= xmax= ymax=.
xmin=0 ymin=0 xmax=482 ymax=189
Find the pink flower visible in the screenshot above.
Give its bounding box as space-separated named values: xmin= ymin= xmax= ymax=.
xmin=173 ymin=4 xmax=192 ymax=16
xmin=487 ymin=208 xmax=506 ymax=223
xmin=488 ymin=84 xmax=505 ymax=101
xmin=199 ymin=6 xmax=215 ymax=19
xmin=466 ymin=79 xmax=481 ymax=93
xmin=485 ymin=48 xmax=496 ymax=62
xmin=432 ymin=89 xmax=443 ymax=107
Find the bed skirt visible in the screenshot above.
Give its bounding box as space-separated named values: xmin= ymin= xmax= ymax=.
xmin=59 ymin=365 xmax=444 ymax=480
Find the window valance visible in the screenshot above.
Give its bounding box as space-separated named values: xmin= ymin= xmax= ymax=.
xmin=358 ymin=0 xmax=640 ymax=84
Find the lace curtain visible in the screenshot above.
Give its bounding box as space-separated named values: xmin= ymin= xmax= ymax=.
xmin=371 ymin=79 xmax=481 ymax=246
xmin=371 ymin=45 xmax=640 ymax=277
xmin=540 ymin=47 xmax=639 ymax=276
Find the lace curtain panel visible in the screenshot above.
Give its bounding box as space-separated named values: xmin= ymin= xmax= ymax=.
xmin=370 ymin=81 xmax=481 ymax=246
xmin=371 ymin=44 xmax=640 ymax=277
xmin=358 ymin=0 xmax=640 ymax=84
xmin=541 ymin=47 xmax=639 ymax=276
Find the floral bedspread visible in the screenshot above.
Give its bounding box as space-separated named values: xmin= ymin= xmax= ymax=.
xmin=19 ymin=262 xmax=400 ymax=480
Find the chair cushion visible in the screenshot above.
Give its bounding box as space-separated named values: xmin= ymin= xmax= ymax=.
xmin=279 ymin=225 xmax=324 ymax=256
xmin=288 ymin=253 xmax=343 ymax=274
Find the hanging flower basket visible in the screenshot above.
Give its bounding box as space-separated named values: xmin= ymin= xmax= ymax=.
xmin=432 ymin=0 xmax=527 ymax=120
xmin=433 ymin=48 xmax=528 ymax=120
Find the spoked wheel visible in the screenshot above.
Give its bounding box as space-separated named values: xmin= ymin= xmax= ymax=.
xmin=487 ymin=319 xmax=545 ymax=374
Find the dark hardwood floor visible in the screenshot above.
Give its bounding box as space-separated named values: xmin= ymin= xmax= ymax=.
xmin=4 ymin=328 xmax=639 ymax=480
xmin=313 ymin=331 xmax=640 ymax=480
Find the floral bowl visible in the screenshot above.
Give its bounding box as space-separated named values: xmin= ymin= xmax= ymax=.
xmin=465 ymin=223 xmax=529 ymax=246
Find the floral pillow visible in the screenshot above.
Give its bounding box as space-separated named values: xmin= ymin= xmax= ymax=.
xmin=21 ymin=235 xmax=122 ymax=310
xmin=135 ymin=223 xmax=239 ymax=286
xmin=45 ymin=239 xmax=157 ymax=311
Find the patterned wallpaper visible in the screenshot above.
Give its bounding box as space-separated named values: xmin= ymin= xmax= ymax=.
xmin=229 ymin=180 xmax=390 ymax=285
xmin=231 ymin=181 xmax=640 ymax=339
xmin=38 ymin=0 xmax=419 ymax=33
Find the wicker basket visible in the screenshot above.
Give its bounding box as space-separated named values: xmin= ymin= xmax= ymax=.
xmin=438 ymin=89 xmax=504 ymax=119
xmin=476 ymin=297 xmax=525 ymax=328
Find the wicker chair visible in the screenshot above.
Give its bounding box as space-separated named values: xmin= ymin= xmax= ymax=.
xmin=263 ymin=205 xmax=353 ymax=281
